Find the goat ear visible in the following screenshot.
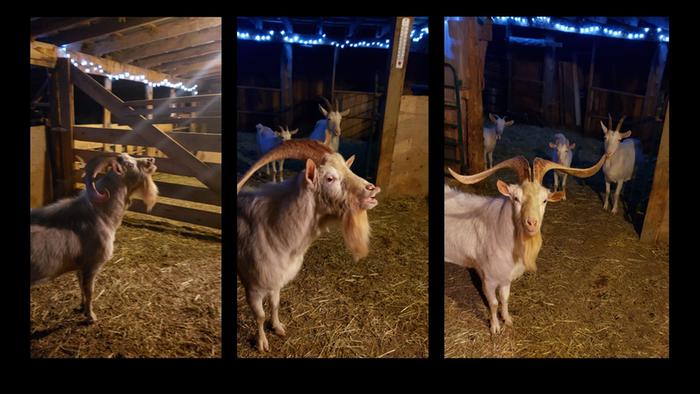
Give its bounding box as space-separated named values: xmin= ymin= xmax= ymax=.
xmin=496 ymin=179 xmax=511 ymax=197
xmin=305 ymin=159 xmax=317 ymax=185
xmin=489 ymin=113 xmax=498 ymax=123
xmin=549 ymin=142 xmax=557 ymax=149
xmin=569 ymin=142 xmax=576 ymax=150
xmin=600 ymin=121 xmax=608 ymax=133
xmin=319 ymin=104 xmax=328 ymax=117
xmin=340 ymin=109 xmax=350 ymax=117
xmin=345 ymin=155 xmax=356 ymax=168
xmin=505 ymin=120 xmax=515 ymax=127
xmin=548 ymin=191 xmax=566 ymax=202
xmin=619 ymin=130 xmax=632 ymax=140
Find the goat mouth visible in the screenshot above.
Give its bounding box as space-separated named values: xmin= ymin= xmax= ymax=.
xmin=360 ymin=187 xmax=381 ymax=210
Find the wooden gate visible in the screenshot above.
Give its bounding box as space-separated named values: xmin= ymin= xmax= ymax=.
xmin=49 ymin=58 xmax=222 ymax=229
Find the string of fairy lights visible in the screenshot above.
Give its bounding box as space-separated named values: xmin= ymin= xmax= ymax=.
xmin=486 ymin=16 xmax=669 ymax=43
xmin=58 ymin=47 xmax=199 ymax=95
xmin=236 ymin=26 xmax=429 ymax=49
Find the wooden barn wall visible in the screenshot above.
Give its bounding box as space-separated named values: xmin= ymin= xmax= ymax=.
xmin=386 ymin=95 xmax=428 ymax=197
xmin=30 ymin=125 xmax=51 ymax=208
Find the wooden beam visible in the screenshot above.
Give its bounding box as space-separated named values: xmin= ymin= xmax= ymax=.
xmin=542 ymin=35 xmax=557 ymax=125
xmin=572 ymin=53 xmax=582 ymax=127
xmin=124 ymin=93 xmax=219 ymax=107
xmin=643 ymin=42 xmax=668 ymax=117
xmin=30 ymin=40 xmax=186 ymax=86
xmin=44 ymin=17 xmax=169 ymax=46
xmin=132 ymin=42 xmax=221 ymax=69
xmin=111 ymin=26 xmax=221 ymax=63
xmin=376 ymin=17 xmax=413 ymax=195
xmin=281 ymin=17 xmax=294 ymax=34
xmin=79 ymin=17 xmax=221 ymax=56
xmin=128 ymin=200 xmax=221 ymax=229
xmin=31 ymin=17 xmax=100 ymax=40
xmin=640 ymin=103 xmax=669 ymax=243
xmin=459 ymin=17 xmax=487 ymax=174
xmin=154 ymin=52 xmax=221 ymax=72
xmin=584 ymin=42 xmax=597 ymax=135
xmin=70 ymin=65 xmax=221 ymax=194
xmin=74 ymin=127 xmax=221 ymax=152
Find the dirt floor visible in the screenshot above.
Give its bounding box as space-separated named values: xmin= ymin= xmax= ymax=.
xmin=444 ymin=123 xmax=669 ymax=358
xmin=31 ymin=175 xmax=222 ymax=358
xmin=237 ymin=132 xmax=428 ymax=358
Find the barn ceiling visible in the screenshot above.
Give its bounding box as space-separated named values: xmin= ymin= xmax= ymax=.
xmin=30 ymin=17 xmax=222 ymax=83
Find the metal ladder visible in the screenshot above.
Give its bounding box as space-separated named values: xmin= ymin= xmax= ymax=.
xmin=444 ymin=63 xmax=467 ymax=174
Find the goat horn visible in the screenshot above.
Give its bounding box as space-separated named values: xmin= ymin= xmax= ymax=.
xmin=616 ymin=115 xmax=627 ymax=132
xmin=84 ymin=155 xmax=117 ymax=203
xmin=608 ymin=113 xmax=613 ymax=131
xmin=320 ymin=96 xmax=333 ymax=111
xmin=335 ymin=98 xmax=340 ymax=111
xmin=448 ymin=156 xmax=531 ymax=185
xmin=237 ymin=139 xmax=333 ymax=194
xmin=533 ymin=154 xmax=607 ymax=185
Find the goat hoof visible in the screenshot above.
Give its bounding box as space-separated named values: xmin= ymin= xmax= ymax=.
xmin=86 ymin=313 xmax=97 ymax=324
xmin=257 ymin=336 xmax=270 ymax=352
xmin=273 ymin=323 xmax=286 ymax=337
xmin=490 ymin=321 xmax=502 ymax=335
xmin=504 ymin=316 xmax=513 ymax=327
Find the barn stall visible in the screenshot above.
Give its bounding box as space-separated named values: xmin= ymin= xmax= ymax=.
xmin=444 ymin=16 xmax=669 ymax=357
xmin=30 ymin=17 xmax=221 ymax=358
xmin=237 ymin=16 xmax=429 ymax=357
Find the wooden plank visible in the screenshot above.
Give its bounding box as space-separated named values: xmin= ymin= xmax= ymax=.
xmin=376 ymin=17 xmax=413 ymax=195
xmin=128 ymin=105 xmax=221 ymax=116
xmin=112 ymin=26 xmax=221 ymax=63
xmin=572 ymin=53 xmax=582 ymax=127
xmin=640 ymin=103 xmax=669 ymax=243
xmin=154 ymin=52 xmax=221 ymax=71
xmin=584 ymin=42 xmax=597 ymax=135
xmin=85 ymin=17 xmax=221 ymax=56
xmin=74 ymin=127 xmax=221 ymax=152
xmin=464 ymin=17 xmax=486 ymax=173
xmin=133 ymin=42 xmax=221 ymax=69
xmin=642 ymin=42 xmax=668 ymax=117
xmin=70 ymin=66 xmax=221 ymax=194
xmin=129 ymin=200 xmax=221 ymax=229
xmin=124 ymin=93 xmax=220 ymax=107
xmin=591 ymin=86 xmax=646 ymax=99
xmin=30 ymin=40 xmax=186 ymax=86
xmin=73 ymin=149 xmax=221 ymax=178
xmin=542 ymin=35 xmax=556 ymax=125
xmin=31 ymin=17 xmax=99 ymax=39
xmin=45 ymin=17 xmax=169 ymax=46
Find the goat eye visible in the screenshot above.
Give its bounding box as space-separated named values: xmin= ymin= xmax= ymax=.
xmin=514 ymin=197 xmax=520 ymax=203
xmin=326 ymin=176 xmax=334 ymax=183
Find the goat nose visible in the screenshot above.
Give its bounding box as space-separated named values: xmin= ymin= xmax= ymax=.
xmin=366 ymin=184 xmax=375 ymax=191
xmin=526 ymin=218 xmax=538 ymax=227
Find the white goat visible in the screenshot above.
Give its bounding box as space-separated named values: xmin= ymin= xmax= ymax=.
xmin=483 ymin=113 xmax=514 ymax=169
xmin=237 ymin=137 xmax=380 ymax=352
xmin=600 ymin=115 xmax=642 ymax=214
xmin=309 ymin=97 xmax=349 ymax=152
xmin=445 ymin=154 xmax=606 ymax=334
xmin=256 ymin=123 xmax=298 ymax=183
xmin=31 ymin=153 xmax=158 ymax=322
xmin=548 ymin=133 xmax=576 ymax=198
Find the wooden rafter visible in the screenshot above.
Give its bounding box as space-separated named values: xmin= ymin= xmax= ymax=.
xmin=42 ymin=17 xmax=170 ymax=46
xmin=161 ymin=59 xmax=222 ymax=78
xmin=31 ymin=17 xmax=100 ymax=40
xmin=111 ymin=26 xmax=221 ymax=63
xmin=132 ymin=42 xmax=221 ymax=69
xmin=155 ymin=53 xmax=221 ymax=73
xmin=77 ymin=17 xmax=221 ymax=56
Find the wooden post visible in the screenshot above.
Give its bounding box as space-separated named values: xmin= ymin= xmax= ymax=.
xmin=641 ymin=42 xmax=668 ymax=142
xmin=463 ymin=17 xmax=486 ymax=174
xmin=572 ymin=52 xmax=582 ymax=127
xmin=331 ymin=46 xmax=339 ymax=100
xmin=49 ymin=58 xmax=75 ymax=199
xmin=640 ymin=103 xmax=669 ymax=243
xmin=505 ymin=25 xmax=513 ymax=114
xmin=280 ymin=43 xmax=293 ymax=127
xmin=145 ymin=84 xmax=156 ymax=156
xmin=102 ymin=77 xmax=113 ymax=152
xmin=584 ymin=43 xmax=597 ymax=136
xmin=542 ymin=35 xmax=556 ymax=126
xmin=376 ymin=16 xmax=413 ymax=195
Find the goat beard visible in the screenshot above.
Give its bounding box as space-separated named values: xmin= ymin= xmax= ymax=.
xmin=133 ymin=175 xmax=159 ymax=212
xmin=514 ymin=230 xmax=543 ymax=272
xmin=342 ymin=208 xmax=370 ymax=262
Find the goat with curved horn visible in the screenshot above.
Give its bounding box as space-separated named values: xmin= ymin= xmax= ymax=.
xmin=238 ymin=135 xmax=381 ymax=352
xmin=446 ymin=153 xmax=606 ymax=334
xmin=83 ymin=156 xmax=121 ymax=203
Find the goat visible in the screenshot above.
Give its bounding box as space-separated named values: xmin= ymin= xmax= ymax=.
xmin=256 ymin=124 xmax=299 ymax=183
xmin=483 ymin=113 xmax=514 ymax=169
xmin=309 ymin=97 xmax=349 ymax=152
xmin=600 ymin=115 xmax=642 ymax=214
xmin=237 ymin=136 xmax=380 ymax=352
xmin=445 ymin=153 xmax=606 ymax=334
xmin=30 ymin=153 xmax=158 ymax=322
xmin=548 ymin=133 xmax=576 ymax=198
